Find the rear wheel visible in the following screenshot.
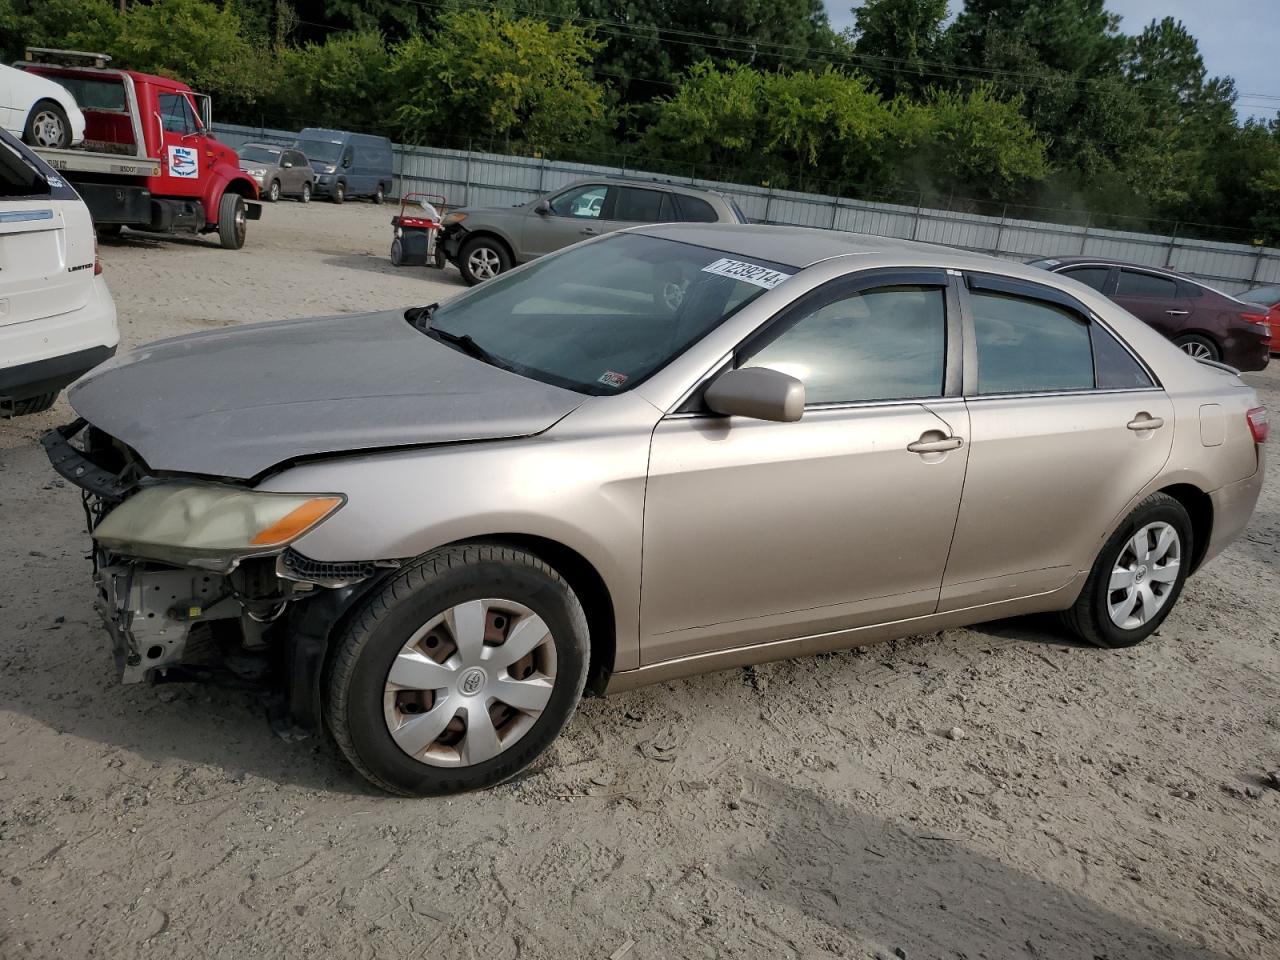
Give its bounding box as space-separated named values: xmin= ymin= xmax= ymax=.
xmin=1174 ymin=334 xmax=1219 ymax=362
xmin=331 ymin=181 xmax=345 ymax=204
xmin=326 ymin=544 xmax=589 ymax=796
xmin=217 ymin=192 xmax=247 ymax=250
xmin=24 ymin=100 xmax=71 ymax=149
xmin=301 ymin=182 xmax=312 ymax=203
xmin=390 ymin=238 xmax=405 ymax=266
xmin=458 ymin=235 xmax=511 ymax=285
xmin=4 ymin=391 xmax=58 ymax=417
xmin=266 ymin=180 xmax=281 ymax=202
xmin=1061 ymin=492 xmax=1192 ymax=648
xmin=374 ymin=184 xmax=385 ymax=205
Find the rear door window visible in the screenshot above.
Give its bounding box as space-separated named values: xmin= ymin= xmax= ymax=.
xmin=971 ymin=291 xmax=1094 ymax=394
xmin=613 ymin=187 xmax=666 ymax=222
xmin=1116 ymin=270 xmax=1178 ymax=299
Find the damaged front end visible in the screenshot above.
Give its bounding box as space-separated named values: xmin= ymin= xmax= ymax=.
xmin=43 ymin=420 xmax=391 ymax=724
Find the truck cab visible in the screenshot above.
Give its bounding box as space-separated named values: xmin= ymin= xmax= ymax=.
xmin=19 ymin=49 xmax=260 ymax=249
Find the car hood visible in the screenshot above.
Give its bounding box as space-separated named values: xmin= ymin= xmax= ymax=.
xmin=68 ymin=310 xmax=587 ymax=480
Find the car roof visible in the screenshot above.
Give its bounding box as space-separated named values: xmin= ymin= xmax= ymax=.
xmin=1034 ymin=255 xmax=1190 ymax=278
xmin=630 ymin=222 xmax=1008 ymax=270
xmin=561 ymin=176 xmax=731 ymax=200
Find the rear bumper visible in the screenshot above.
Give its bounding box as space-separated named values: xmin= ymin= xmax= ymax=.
xmin=0 ymin=276 xmax=119 ymax=402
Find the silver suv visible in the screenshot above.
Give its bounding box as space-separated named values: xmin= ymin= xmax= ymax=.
xmin=440 ymin=176 xmax=748 ymax=284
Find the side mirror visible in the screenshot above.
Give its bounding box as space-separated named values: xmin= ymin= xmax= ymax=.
xmin=704 ymin=367 xmax=804 ymax=422
xmin=534 ymin=199 xmax=551 ymax=215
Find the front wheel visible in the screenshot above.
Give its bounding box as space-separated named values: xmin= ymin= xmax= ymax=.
xmin=217 ymin=192 xmax=247 ymax=250
xmin=301 ymin=181 xmax=312 ymax=203
xmin=373 ymin=184 xmax=385 ymax=205
xmin=1061 ymin=492 xmax=1192 ymax=648
xmin=458 ymin=236 xmax=511 ymax=285
xmin=266 ymin=180 xmax=281 ymax=202
xmin=331 ymin=181 xmax=345 ymax=204
xmin=326 ymin=544 xmax=589 ymax=796
xmin=1174 ymin=334 xmax=1220 ymax=362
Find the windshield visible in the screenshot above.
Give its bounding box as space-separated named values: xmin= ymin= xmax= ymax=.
xmin=239 ymin=145 xmax=280 ymax=164
xmin=1238 ymin=285 xmax=1280 ymax=306
xmin=296 ymin=139 xmax=341 ymax=163
xmin=425 ymin=233 xmax=794 ymax=394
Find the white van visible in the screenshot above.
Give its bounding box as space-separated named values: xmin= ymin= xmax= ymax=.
xmin=0 ymin=128 xmax=117 ymax=416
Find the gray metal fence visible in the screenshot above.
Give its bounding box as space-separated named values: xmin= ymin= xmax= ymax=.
xmin=215 ymin=121 xmax=1280 ymax=295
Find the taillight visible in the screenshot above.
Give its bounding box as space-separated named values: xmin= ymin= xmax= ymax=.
xmin=1247 ymin=406 xmax=1269 ymax=444
xmin=93 ymin=234 xmax=102 ymax=276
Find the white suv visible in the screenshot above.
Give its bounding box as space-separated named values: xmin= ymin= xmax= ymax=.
xmin=0 ymin=129 xmax=117 ymax=417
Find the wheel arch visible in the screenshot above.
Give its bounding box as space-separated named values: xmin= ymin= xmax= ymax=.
xmin=460 ymin=229 xmax=517 ymax=263
xmin=1157 ymin=482 xmax=1213 ymax=573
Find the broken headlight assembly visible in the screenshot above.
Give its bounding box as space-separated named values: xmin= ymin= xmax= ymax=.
xmin=92 ymin=483 xmax=344 ymax=572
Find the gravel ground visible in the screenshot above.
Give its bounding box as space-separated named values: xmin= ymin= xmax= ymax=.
xmin=1 ymin=202 xmax=1278 ymax=959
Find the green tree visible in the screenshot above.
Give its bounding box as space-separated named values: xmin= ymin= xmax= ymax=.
xmin=892 ymin=85 xmax=1049 ymax=201
xmin=390 ymin=9 xmax=608 ymax=149
xmin=848 ymin=0 xmax=948 ymax=97
xmin=269 ymin=30 xmax=395 ymax=131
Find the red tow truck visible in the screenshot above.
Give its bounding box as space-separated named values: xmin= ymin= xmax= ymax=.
xmin=19 ymin=48 xmax=261 ymax=249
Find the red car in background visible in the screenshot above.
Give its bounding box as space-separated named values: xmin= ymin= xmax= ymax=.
xmin=1239 ymin=285 xmax=1280 ymax=354
xmin=1030 ymin=257 xmax=1270 ymax=372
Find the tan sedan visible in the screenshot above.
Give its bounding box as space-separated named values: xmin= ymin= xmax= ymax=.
xmin=48 ymin=224 xmax=1266 ymax=795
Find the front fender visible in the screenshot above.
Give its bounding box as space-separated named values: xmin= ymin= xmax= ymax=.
xmin=257 ymin=395 xmax=661 ymax=673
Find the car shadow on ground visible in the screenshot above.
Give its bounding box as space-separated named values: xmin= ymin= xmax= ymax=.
xmin=321 ymin=252 xmax=463 ymax=285
xmin=724 ymin=773 xmax=1234 ymax=959
xmin=97 ymin=229 xmax=222 ymax=250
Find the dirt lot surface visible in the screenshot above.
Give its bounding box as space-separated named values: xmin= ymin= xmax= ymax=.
xmin=1 ymin=203 xmax=1278 ymax=959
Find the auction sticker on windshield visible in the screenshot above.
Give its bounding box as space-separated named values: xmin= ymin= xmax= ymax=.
xmin=701 ymin=258 xmax=790 ymax=290
xmin=598 ymin=370 xmax=628 ymax=388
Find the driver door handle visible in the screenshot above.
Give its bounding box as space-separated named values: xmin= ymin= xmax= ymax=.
xmin=907 ymin=436 xmax=964 ymax=454
xmin=1166 ymin=309 xmax=1189 ymax=316
xmin=580 ymin=227 xmax=598 ymax=236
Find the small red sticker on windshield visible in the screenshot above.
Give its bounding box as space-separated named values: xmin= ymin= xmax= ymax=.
xmin=598 ymin=370 xmax=628 ymax=388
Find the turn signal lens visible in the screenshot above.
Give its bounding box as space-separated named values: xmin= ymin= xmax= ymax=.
xmin=250 ymin=496 xmax=344 ymax=545
xmin=94 ymin=234 xmax=102 ymax=275
xmin=1247 ymin=406 xmax=1269 ymax=444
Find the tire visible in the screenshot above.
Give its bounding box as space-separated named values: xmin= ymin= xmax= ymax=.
xmin=331 ymin=181 xmax=345 ymax=204
xmin=266 ymin=180 xmax=281 ymax=203
xmin=1174 ymin=334 xmax=1220 ymax=363
xmin=373 ymin=184 xmax=385 ymax=205
xmin=458 ymin=235 xmax=512 ymax=285
xmin=390 ymin=237 xmax=404 ymax=267
xmin=326 ymin=544 xmax=590 ymax=796
xmin=5 ymin=391 xmax=58 ymax=417
xmin=301 ymin=182 xmax=312 ymax=203
xmin=217 ymin=192 xmax=247 ymax=250
xmin=1061 ymin=492 xmax=1193 ymax=649
xmin=24 ymin=100 xmax=71 ymax=149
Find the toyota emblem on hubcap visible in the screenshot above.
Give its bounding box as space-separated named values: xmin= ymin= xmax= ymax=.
xmin=459 ymin=667 xmax=486 ymax=695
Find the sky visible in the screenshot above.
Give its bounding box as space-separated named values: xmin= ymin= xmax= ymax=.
xmin=823 ymin=0 xmax=1279 ymax=120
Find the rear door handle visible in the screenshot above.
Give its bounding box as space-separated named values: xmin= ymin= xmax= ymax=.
xmin=907 ymin=436 xmax=964 ymax=453
xmin=580 ymin=227 xmax=598 ymax=236
xmin=1127 ymin=416 xmax=1164 ymax=431
xmin=1166 ymin=309 xmax=1189 ymax=316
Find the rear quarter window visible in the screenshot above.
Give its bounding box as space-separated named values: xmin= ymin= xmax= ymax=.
xmin=676 ymin=195 xmax=718 ymax=223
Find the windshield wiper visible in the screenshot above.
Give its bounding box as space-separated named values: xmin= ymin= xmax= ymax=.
xmin=426 ymin=326 xmax=511 ymax=370
xmin=405 ymin=302 xmax=437 ymax=328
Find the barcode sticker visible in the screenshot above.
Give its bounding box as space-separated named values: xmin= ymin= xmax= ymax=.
xmin=700 ymin=258 xmax=790 ymax=289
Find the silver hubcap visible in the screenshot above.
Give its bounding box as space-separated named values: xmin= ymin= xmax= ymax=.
xmin=1180 ymin=340 xmax=1212 ymax=360
xmin=31 ymin=110 xmax=65 ymax=147
xmin=270 ymin=182 xmax=279 ymax=199
xmin=467 ymin=247 xmax=502 ymax=280
xmin=383 ymin=599 xmax=556 ymax=767
xmin=1107 ymin=521 xmax=1181 ymax=629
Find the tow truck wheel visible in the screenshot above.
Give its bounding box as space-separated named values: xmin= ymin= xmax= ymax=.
xmin=301 ymin=182 xmax=312 ymax=203
xmin=266 ymin=180 xmax=281 ymax=202
xmin=24 ymin=100 xmax=71 ymax=149
xmin=217 ymin=192 xmax=247 ymax=250
xmin=331 ymin=182 xmax=345 ymax=204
